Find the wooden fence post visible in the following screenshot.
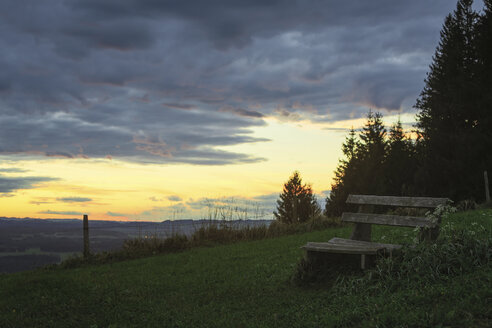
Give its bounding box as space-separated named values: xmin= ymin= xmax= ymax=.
xmin=485 ymin=171 xmax=490 ymax=203
xmin=83 ymin=214 xmax=90 ymax=258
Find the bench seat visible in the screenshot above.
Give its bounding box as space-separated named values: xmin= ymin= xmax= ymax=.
xmin=303 ymin=237 xmax=402 ymax=255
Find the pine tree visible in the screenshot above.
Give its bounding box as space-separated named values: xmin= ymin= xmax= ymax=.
xmin=383 ymin=119 xmax=417 ymax=196
xmin=357 ymin=110 xmax=387 ymax=195
xmin=325 ymin=110 xmax=387 ymax=216
xmin=415 ymin=0 xmax=484 ymax=200
xmin=475 ymin=0 xmax=492 ymax=187
xmin=274 ymin=171 xmax=320 ymax=224
xmin=325 ymin=128 xmax=360 ymax=216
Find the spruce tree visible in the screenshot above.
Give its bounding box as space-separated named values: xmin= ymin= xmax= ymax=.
xmin=383 ymin=119 xmax=417 ymax=196
xmin=357 ymin=110 xmax=387 ymax=195
xmin=325 ymin=128 xmax=360 ymax=216
xmin=415 ymin=0 xmax=485 ymax=200
xmin=475 ymin=0 xmax=492 ymax=189
xmin=325 ymin=110 xmax=386 ymax=216
xmin=274 ymin=171 xmax=320 ymax=224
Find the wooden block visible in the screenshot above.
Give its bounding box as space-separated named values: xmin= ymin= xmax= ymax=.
xmin=342 ymin=212 xmax=435 ymax=228
xmin=328 ymin=237 xmax=402 ymax=251
xmin=302 ymin=242 xmax=383 ymax=255
xmin=346 ymin=195 xmax=449 ymax=208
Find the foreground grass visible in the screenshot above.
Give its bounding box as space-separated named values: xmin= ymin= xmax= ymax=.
xmin=0 ymin=210 xmax=491 ymax=327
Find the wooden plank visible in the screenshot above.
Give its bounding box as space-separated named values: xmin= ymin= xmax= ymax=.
xmin=305 ymin=242 xmax=381 ymax=250
xmin=342 ymin=212 xmax=435 ymax=228
xmin=302 ymin=242 xmax=382 ymax=255
xmin=346 ymin=194 xmax=449 ymax=208
xmin=303 ymin=246 xmax=379 ymax=255
xmin=328 ymin=237 xmax=402 ymax=251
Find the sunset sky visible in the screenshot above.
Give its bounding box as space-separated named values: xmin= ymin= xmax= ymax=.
xmin=0 ymin=1 xmax=462 ymax=220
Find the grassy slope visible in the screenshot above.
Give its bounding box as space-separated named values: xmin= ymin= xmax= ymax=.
xmin=1 ymin=210 xmax=491 ymax=328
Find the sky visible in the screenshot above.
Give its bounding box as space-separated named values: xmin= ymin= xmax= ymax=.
xmin=0 ymin=0 xmax=464 ymax=221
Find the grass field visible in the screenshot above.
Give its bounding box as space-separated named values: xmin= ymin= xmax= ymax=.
xmin=0 ymin=209 xmax=491 ymax=327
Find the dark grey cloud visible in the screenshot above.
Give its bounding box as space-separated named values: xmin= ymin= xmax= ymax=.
xmin=0 ymin=0 xmax=460 ymax=165
xmin=57 ymin=197 xmax=92 ymax=203
xmin=0 ymin=173 xmax=58 ymax=194
xmin=219 ymin=106 xmax=264 ymax=118
xmin=69 ymin=0 xmax=455 ymax=50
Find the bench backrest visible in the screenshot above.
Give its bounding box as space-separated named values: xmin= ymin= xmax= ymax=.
xmin=341 ymin=212 xmax=436 ymax=228
xmin=346 ymin=195 xmax=449 ymax=208
xmin=343 ymin=194 xmax=450 ymax=241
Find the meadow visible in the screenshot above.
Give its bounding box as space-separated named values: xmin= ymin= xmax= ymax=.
xmin=0 ymin=209 xmax=490 ymax=327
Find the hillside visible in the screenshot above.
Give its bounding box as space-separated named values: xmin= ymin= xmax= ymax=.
xmin=0 ymin=218 xmax=272 ymax=273
xmin=0 ymin=210 xmax=491 ymax=327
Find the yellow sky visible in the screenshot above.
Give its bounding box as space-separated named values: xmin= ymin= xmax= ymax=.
xmin=0 ymin=113 xmax=415 ymax=221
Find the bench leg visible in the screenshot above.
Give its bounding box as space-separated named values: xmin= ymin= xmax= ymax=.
xmin=361 ymin=254 xmax=366 ymax=270
xmin=350 ymin=223 xmax=372 ymax=242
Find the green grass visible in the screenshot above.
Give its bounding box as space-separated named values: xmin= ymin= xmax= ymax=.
xmin=1 ymin=210 xmax=491 ymax=327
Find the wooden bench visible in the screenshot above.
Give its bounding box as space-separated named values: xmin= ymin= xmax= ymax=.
xmin=302 ymin=194 xmax=450 ymax=269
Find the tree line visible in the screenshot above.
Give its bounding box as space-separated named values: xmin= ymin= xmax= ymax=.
xmin=276 ymin=0 xmax=492 ymax=222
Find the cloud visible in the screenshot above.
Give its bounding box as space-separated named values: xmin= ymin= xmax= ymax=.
xmin=0 ymin=173 xmax=58 ymax=194
xmin=39 ymin=210 xmax=85 ymax=216
xmin=162 ymin=103 xmax=195 ymax=110
xmin=30 ymin=200 xmax=53 ymax=205
xmin=140 ymin=203 xmax=188 ymax=219
xmin=0 ymin=168 xmax=28 ymax=173
xmin=219 ymin=106 xmax=264 ymax=118
xmin=0 ymin=0 xmax=459 ymax=165
xmin=322 ymin=127 xmax=353 ymax=132
xmin=57 ymin=197 xmax=92 ymax=203
xmin=167 ymin=195 xmax=182 ymax=202
xmin=106 ymin=211 xmax=127 ymax=217
xmin=135 ymin=191 xmax=330 ymax=220
xmin=272 ymin=108 xmax=302 ymax=122
xmin=0 ymin=108 xmax=268 ymax=165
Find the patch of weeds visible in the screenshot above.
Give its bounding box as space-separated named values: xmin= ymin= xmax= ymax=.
xmin=336 ymin=227 xmax=491 ymax=294
xmin=59 ymin=215 xmax=342 ymax=268
xmin=291 ymin=253 xmax=363 ymax=286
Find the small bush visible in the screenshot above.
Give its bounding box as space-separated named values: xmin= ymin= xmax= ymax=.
xmin=478 ymin=200 xmax=492 ymax=209
xmin=370 ymin=232 xmax=491 ymax=286
xmin=456 ymin=199 xmax=477 ymax=211
xmin=330 ymin=223 xmax=491 ymax=293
